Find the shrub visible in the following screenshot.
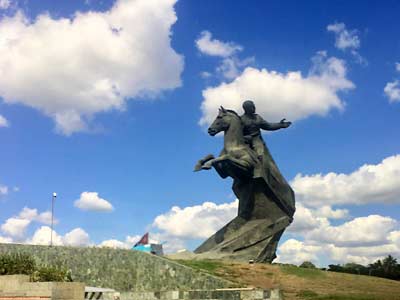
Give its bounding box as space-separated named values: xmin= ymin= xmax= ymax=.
xmin=32 ymin=265 xmax=73 ymax=282
xmin=300 ymin=261 xmax=316 ymax=269
xmin=0 ymin=252 xmax=72 ymax=282
xmin=0 ymin=253 xmax=36 ymax=276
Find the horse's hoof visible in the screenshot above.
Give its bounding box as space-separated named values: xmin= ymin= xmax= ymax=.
xmin=194 ymin=162 xmax=203 ymax=171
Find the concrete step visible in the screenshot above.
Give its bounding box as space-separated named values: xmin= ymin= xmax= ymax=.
xmin=118 ymin=288 xmax=282 ymax=300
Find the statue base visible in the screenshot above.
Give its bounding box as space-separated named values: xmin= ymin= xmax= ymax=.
xmin=194 ymin=177 xmax=294 ymax=263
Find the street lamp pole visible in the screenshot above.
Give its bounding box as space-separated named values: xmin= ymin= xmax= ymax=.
xmin=50 ymin=192 xmax=57 ymax=247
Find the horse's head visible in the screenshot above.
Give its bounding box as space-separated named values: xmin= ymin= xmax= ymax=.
xmin=208 ymin=106 xmax=240 ymax=136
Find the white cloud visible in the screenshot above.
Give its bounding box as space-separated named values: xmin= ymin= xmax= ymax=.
xmin=125 ymin=234 xmax=141 ymax=246
xmin=64 ymin=228 xmax=90 ymax=246
xmin=288 ymin=204 xmax=329 ymax=233
xmin=98 ymin=234 xmax=144 ymax=249
xmin=99 ymin=239 xmax=129 ymax=249
xmin=282 ymin=155 xmax=400 ymax=265
xmin=216 ymin=56 xmax=255 ymax=80
xmin=276 ymin=239 xmax=322 ymax=265
xmin=0 ymin=0 xmax=184 ymax=135
xmin=28 ymin=226 xmax=64 ymax=246
xmin=396 ymin=62 xmax=400 ymax=73
xmin=196 ymin=31 xmax=253 ymax=80
xmin=1 ymin=217 xmax=30 ymax=239
xmin=0 ymin=184 xmax=8 ymax=195
xmin=18 ymin=207 xmax=54 ymax=225
xmin=280 ymin=213 xmax=400 ymax=266
xmin=200 ymin=51 xmax=354 ymax=126
xmin=326 ymin=243 xmax=399 ymax=265
xmin=152 ymin=200 xmax=238 ymax=239
xmin=384 ymin=80 xmax=400 ymax=102
xmin=292 ymin=155 xmax=400 ymax=207
xmin=0 ymin=235 xmax=12 ymax=243
xmin=327 ymin=22 xmax=365 ymax=64
xmin=307 ymin=215 xmax=397 ymax=247
xmin=327 ymin=22 xmax=360 ymax=51
xmin=27 ymin=226 xmax=91 ymax=246
xmin=74 ymin=192 xmax=113 ymax=212
xmin=196 ymin=31 xmax=242 ymax=58
xmin=289 ymin=204 xmax=349 ymax=234
xmin=0 ymin=115 xmax=9 ymax=127
xmin=316 ymin=206 xmax=349 ymax=219
xmin=0 ymin=207 xmax=56 ymax=240
xmin=0 ymin=0 xmax=10 ymax=10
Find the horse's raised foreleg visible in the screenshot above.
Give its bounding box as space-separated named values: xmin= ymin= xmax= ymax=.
xmin=213 ymin=154 xmax=252 ymax=170
xmin=194 ymin=154 xmax=215 ymax=171
xmin=211 ymin=154 xmax=254 ymax=179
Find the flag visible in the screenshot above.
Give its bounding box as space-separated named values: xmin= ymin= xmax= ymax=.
xmin=134 ymin=232 xmax=149 ymax=247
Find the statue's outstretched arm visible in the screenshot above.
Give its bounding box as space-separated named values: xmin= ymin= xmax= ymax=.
xmin=259 ymin=117 xmax=291 ymax=131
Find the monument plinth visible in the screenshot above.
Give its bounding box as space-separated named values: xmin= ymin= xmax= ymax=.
xmin=194 ymin=101 xmax=295 ymax=263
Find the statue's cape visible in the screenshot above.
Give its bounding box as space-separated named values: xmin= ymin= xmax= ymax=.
xmin=254 ymin=142 xmax=296 ymax=217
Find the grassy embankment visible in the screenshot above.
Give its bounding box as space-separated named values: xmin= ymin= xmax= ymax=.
xmin=173 ymin=259 xmax=400 ymax=300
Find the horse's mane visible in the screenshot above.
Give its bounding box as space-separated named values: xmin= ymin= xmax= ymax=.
xmin=225 ymin=109 xmax=241 ymax=120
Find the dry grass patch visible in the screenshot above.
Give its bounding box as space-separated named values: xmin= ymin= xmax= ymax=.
xmin=171 ymin=259 xmax=400 ymax=300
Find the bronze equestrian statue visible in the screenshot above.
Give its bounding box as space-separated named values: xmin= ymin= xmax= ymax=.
xmin=194 ymin=100 xmax=295 ymax=263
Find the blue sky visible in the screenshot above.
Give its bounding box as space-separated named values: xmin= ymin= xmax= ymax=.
xmin=0 ymin=0 xmax=399 ymax=266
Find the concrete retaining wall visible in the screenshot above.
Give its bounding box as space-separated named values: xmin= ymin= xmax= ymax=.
xmin=0 ymin=275 xmax=84 ymax=300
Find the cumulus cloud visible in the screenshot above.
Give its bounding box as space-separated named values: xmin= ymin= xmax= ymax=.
xmin=152 ymin=200 xmax=238 ymax=239
xmin=0 ymin=115 xmax=9 ymax=127
xmin=28 ymin=226 xmax=64 ymax=246
xmin=327 ymin=22 xmax=364 ymax=64
xmin=288 ymin=204 xmax=329 ymax=233
xmin=1 ymin=217 xmax=30 ymax=239
xmin=288 ymin=203 xmax=348 ymax=233
xmin=99 ymin=235 xmax=142 ymax=249
xmin=0 ymin=0 xmax=184 ymax=135
xmin=99 ymin=239 xmax=129 ymax=249
xmin=216 ymin=56 xmax=255 ymax=80
xmin=196 ymin=30 xmax=253 ymax=80
xmin=74 ymin=192 xmax=113 ymax=212
xmin=63 ymin=228 xmax=90 ymax=246
xmin=196 ymin=31 xmax=242 ymax=58
xmin=279 ymin=214 xmax=399 ymax=265
xmin=292 ymin=154 xmax=400 ymax=207
xmin=27 ymin=226 xmax=91 ymax=246
xmin=200 ymin=51 xmax=354 ymax=126
xmin=317 ymin=206 xmax=349 ymax=219
xmin=327 ymin=22 xmax=360 ymax=51
xmin=18 ymin=207 xmax=54 ymax=225
xmin=0 ymin=207 xmax=55 ymax=239
xmin=307 ymin=215 xmax=397 ymax=247
xmin=277 ymin=239 xmax=322 ymax=265
xmin=281 ymin=155 xmax=400 ymax=265
xmin=384 ymin=80 xmax=400 ymax=102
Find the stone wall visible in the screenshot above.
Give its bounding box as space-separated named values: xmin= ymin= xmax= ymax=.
xmin=0 ymin=244 xmax=234 ymax=292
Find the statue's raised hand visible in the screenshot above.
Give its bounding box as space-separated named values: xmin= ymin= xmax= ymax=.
xmin=280 ymin=118 xmax=292 ymax=128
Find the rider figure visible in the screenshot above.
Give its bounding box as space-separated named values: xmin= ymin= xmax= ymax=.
xmin=241 ymin=100 xmax=291 ymax=159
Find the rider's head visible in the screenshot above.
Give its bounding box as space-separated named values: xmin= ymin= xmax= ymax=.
xmin=242 ymin=100 xmax=256 ymax=114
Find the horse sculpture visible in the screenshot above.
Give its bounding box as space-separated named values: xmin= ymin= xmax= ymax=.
xmin=195 ymin=106 xmax=259 ymax=180
xmin=194 ymin=105 xmax=295 ymax=263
